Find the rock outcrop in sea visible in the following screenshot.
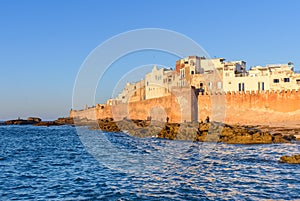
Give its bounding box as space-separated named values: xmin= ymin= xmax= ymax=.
xmin=280 ymin=154 xmax=300 ymax=164
xmin=4 ymin=117 xmax=74 ymax=126
xmin=4 ymin=117 xmax=41 ymax=125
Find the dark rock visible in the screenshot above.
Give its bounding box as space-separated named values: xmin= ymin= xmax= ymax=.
xmin=157 ymin=123 xmax=180 ymax=140
xmin=96 ymin=118 xmax=120 ymax=132
xmin=34 ymin=121 xmax=61 ymax=126
xmin=280 ymin=154 xmax=300 ymax=164
xmin=5 ymin=119 xmax=38 ymax=125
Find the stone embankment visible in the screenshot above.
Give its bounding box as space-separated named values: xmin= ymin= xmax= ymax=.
xmin=87 ymin=118 xmax=296 ymax=144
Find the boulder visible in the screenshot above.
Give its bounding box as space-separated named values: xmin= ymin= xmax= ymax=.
xmin=280 ymin=154 xmax=300 ymax=164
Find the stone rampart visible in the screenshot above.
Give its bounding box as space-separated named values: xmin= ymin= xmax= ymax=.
xmin=70 ymin=89 xmax=300 ymax=125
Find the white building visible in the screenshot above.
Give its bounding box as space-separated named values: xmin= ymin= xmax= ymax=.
xmin=113 ymin=57 xmax=300 ymax=104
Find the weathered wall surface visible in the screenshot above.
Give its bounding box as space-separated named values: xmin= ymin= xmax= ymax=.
xmin=196 ymin=89 xmax=300 ymax=124
xmin=70 ymin=89 xmax=300 ymax=125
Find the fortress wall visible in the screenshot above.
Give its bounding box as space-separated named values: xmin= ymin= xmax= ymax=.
xmin=70 ymin=108 xmax=97 ymax=120
xmin=70 ymin=88 xmax=190 ymax=123
xmin=70 ymin=89 xmax=300 ymax=125
xmin=117 ymin=88 xmax=189 ymax=123
xmin=197 ymin=89 xmax=300 ymax=124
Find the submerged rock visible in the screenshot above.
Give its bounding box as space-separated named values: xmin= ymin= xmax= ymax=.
xmin=280 ymin=154 xmax=300 ymax=164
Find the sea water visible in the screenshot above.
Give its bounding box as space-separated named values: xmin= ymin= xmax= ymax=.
xmin=0 ymin=125 xmax=299 ymax=200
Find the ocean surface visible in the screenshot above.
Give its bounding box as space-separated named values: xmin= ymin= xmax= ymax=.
xmin=0 ymin=125 xmax=299 ymax=200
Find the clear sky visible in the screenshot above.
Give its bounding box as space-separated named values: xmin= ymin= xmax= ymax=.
xmin=0 ymin=0 xmax=299 ymax=120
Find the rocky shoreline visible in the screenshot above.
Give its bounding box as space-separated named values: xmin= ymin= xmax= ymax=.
xmin=2 ymin=116 xmax=300 ymax=163
xmin=85 ymin=118 xmax=296 ymax=144
xmin=2 ymin=117 xmax=299 ymax=144
xmin=2 ymin=117 xmax=300 ymax=143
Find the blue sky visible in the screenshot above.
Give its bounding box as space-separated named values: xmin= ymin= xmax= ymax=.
xmin=0 ymin=0 xmax=299 ymax=120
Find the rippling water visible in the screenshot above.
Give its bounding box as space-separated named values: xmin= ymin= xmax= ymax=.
xmin=0 ymin=125 xmax=299 ymax=200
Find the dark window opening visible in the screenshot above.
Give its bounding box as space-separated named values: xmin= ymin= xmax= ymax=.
xmin=273 ymin=79 xmax=279 ymax=83
xmin=284 ymin=78 xmax=290 ymax=82
xmin=238 ymin=83 xmax=245 ymax=91
xmin=191 ymin=71 xmax=194 ymax=75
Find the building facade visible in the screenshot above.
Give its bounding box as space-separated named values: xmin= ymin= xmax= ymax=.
xmin=113 ymin=57 xmax=300 ymax=105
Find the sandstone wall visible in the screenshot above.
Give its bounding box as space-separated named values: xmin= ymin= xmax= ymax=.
xmin=70 ymin=89 xmax=300 ymax=125
xmin=196 ymin=89 xmax=300 ymax=124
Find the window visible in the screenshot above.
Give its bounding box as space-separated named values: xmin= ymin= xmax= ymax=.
xmin=284 ymin=78 xmax=290 ymax=82
xmin=238 ymin=83 xmax=245 ymax=91
xmin=273 ymin=79 xmax=280 ymax=83
xmin=200 ymin=82 xmax=203 ymax=87
xmin=184 ymin=61 xmax=188 ymax=64
xmin=191 ymin=71 xmax=194 ymax=75
xmin=180 ymin=69 xmax=185 ymax=78
xmin=258 ymin=82 xmax=264 ymax=91
xmin=217 ymin=82 xmax=222 ymax=89
xmin=297 ymin=79 xmax=300 ymax=85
